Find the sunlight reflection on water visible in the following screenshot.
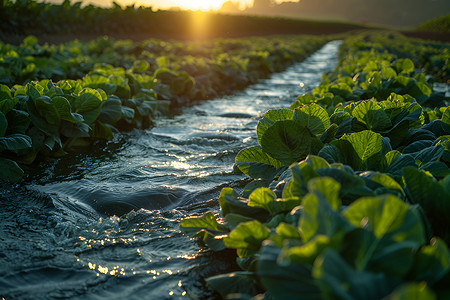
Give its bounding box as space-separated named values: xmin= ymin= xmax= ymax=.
xmin=0 ymin=41 xmax=342 ymax=299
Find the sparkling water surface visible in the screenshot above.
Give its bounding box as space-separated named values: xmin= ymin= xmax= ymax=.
xmin=0 ymin=41 xmax=341 ymax=300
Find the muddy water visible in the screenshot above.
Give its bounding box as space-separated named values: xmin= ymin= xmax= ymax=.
xmin=0 ymin=41 xmax=341 ymax=299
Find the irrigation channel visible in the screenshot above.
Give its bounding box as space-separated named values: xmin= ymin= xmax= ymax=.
xmin=0 ymin=41 xmax=341 ymax=299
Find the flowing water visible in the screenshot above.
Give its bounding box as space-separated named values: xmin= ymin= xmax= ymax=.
xmin=0 ymin=41 xmax=341 ymax=300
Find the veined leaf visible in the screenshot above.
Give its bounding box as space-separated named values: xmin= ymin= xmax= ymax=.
xmin=352 ymin=100 xmax=391 ymax=131
xmin=293 ymin=103 xmax=330 ymax=136
xmin=257 ymin=108 xmax=294 ymax=144
xmin=299 ymin=192 xmax=352 ymax=242
xmin=224 ymin=220 xmax=270 ymax=255
xmin=52 ymin=96 xmax=84 ymax=123
xmin=248 ymin=187 xmax=301 ymax=215
xmin=260 ymin=120 xmax=311 ymax=165
xmin=35 ymin=96 xmax=60 ymax=125
xmin=218 ymin=187 xmax=270 ymax=221
xmin=180 ymin=212 xmax=229 ymax=251
xmin=235 ymin=146 xmax=282 ymax=180
xmin=74 ymin=88 xmax=103 ymax=113
xmin=341 ymin=130 xmax=382 ymax=163
xmin=180 ymin=211 xmax=228 ymax=235
xmin=0 ymin=84 xmax=17 ymax=114
xmin=344 ymin=195 xmax=425 ymax=244
xmin=0 ymin=134 xmax=32 ymax=152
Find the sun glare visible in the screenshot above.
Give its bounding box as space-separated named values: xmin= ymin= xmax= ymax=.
xmin=183 ymin=0 xmax=224 ymax=11
xmin=142 ymin=0 xmax=228 ymax=11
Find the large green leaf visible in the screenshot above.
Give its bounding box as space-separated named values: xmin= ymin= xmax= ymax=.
xmin=341 ymin=130 xmax=382 ymax=164
xmin=26 ymin=82 xmax=44 ymax=100
xmin=180 ymin=211 xmax=228 ymax=234
xmin=341 ymin=196 xmax=424 ymax=277
xmin=352 ymin=100 xmax=391 ymax=131
xmin=0 ymin=134 xmax=32 ymax=152
xmin=121 ymin=106 xmax=135 ymax=120
xmin=386 ymin=283 xmax=436 ymax=300
xmin=248 ymin=187 xmax=301 ymax=215
xmin=410 ymin=238 xmax=450 ymax=286
xmin=414 ymin=145 xmax=445 ymax=165
xmin=299 ymin=192 xmax=352 ymax=242
xmin=313 ymin=249 xmax=391 ymax=300
xmin=384 ymin=154 xmax=416 ymax=176
xmin=73 ymin=88 xmax=103 ymax=113
xmin=82 ymin=75 xmax=117 ymax=95
xmin=280 ymin=235 xmax=331 ymax=265
xmin=293 ymin=103 xmax=330 ymax=136
xmin=257 ymin=243 xmax=322 ymax=299
xmin=218 ymin=187 xmax=270 ymax=221
xmin=53 ymin=96 xmax=84 ymax=123
xmin=206 ymin=272 xmax=260 ymax=299
xmin=303 ymin=155 xmax=331 ymax=170
xmin=260 ymin=120 xmax=311 ymax=165
xmin=403 ymin=168 xmax=450 ymax=229
xmin=60 ymin=122 xmax=90 ymax=138
xmin=180 ymin=212 xmax=229 ymax=251
xmin=5 ymin=109 xmax=30 ymax=134
xmin=395 ymin=58 xmax=415 ymax=74
xmin=0 ymin=85 xmax=17 ymax=114
xmin=0 ymin=157 xmax=24 ymax=182
xmin=26 ymin=99 xmax=61 ymax=148
xmin=90 ymin=121 xmax=113 ymax=140
xmin=344 ymin=195 xmax=425 ymax=245
xmin=318 ymin=141 xmax=354 ymax=167
xmin=316 ymin=166 xmax=374 ymax=203
xmin=235 ymin=146 xmax=282 ymax=180
xmin=35 ymin=96 xmax=60 ymax=125
xmin=0 ymin=97 xmax=18 ymax=115
xmin=282 ymin=162 xmax=315 ymax=201
xmin=98 ymin=96 xmax=122 ymax=124
xmin=0 ymin=112 xmax=7 ymax=137
xmin=0 ymin=84 xmax=13 ymax=102
xmin=224 ymin=220 xmax=270 ymax=254
xmin=307 ymin=177 xmax=341 ymax=210
xmin=256 ymin=108 xmax=294 ymax=144
xmin=367 ymin=172 xmax=404 ymax=196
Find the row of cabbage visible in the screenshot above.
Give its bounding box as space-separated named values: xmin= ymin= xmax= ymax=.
xmin=1 ymin=0 xmax=365 ymax=39
xmin=0 ymin=35 xmax=327 ymax=181
xmin=180 ymin=32 xmax=450 ymax=299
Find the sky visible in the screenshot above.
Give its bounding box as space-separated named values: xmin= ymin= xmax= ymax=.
xmin=65 ymin=0 xmax=295 ymax=11
xmin=137 ymin=0 xmax=251 ymax=11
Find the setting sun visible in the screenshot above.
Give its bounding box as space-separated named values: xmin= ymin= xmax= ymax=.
xmin=140 ymin=0 xmax=232 ymax=11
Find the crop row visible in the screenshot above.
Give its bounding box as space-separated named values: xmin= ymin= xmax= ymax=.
xmin=0 ymin=0 xmax=365 ymax=39
xmin=180 ymin=32 xmax=450 ymax=299
xmin=0 ymin=35 xmax=327 ymax=181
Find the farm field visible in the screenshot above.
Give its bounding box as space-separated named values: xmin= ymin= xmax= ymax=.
xmin=181 ymin=31 xmax=450 ymax=299
xmin=1 ymin=1 xmax=450 ymax=299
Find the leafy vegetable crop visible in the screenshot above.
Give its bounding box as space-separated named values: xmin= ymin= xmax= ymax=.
xmin=0 ymin=35 xmax=327 ymax=181
xmin=181 ymin=32 xmax=450 ymax=299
